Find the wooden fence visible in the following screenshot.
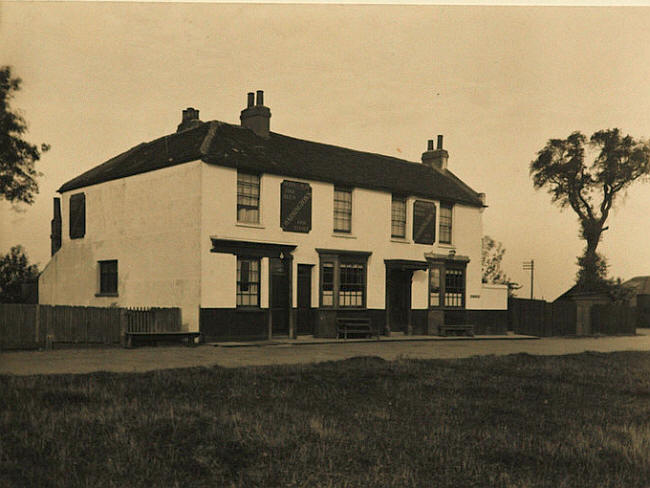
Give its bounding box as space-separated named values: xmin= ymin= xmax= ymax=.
xmin=509 ymin=298 xmax=637 ymax=337
xmin=591 ymin=304 xmax=637 ymax=335
xmin=0 ymin=304 xmax=182 ymax=350
xmin=509 ymin=299 xmax=576 ymax=337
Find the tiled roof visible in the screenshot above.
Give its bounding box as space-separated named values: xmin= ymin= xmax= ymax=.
xmin=59 ymin=121 xmax=484 ymax=207
xmin=624 ymin=276 xmax=650 ymax=295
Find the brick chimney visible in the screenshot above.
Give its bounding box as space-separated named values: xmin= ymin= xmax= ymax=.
xmin=51 ymin=197 xmax=61 ymax=256
xmin=240 ymin=90 xmax=271 ymax=138
xmin=421 ymin=135 xmax=449 ymax=170
xmin=177 ymin=107 xmax=201 ymax=132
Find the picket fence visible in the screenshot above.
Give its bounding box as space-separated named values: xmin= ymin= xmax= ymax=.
xmin=0 ymin=304 xmax=181 ymax=350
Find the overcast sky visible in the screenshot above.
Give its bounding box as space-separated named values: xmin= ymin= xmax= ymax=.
xmin=2 ymin=2 xmax=650 ymax=300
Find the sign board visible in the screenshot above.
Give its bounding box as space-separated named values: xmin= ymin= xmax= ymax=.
xmin=281 ymin=180 xmax=312 ymax=233
xmin=413 ymin=200 xmax=436 ymax=244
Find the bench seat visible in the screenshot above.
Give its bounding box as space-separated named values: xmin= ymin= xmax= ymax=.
xmin=125 ymin=331 xmax=200 ymax=348
xmin=438 ymin=324 xmax=474 ymax=337
xmin=336 ymin=317 xmax=376 ymax=339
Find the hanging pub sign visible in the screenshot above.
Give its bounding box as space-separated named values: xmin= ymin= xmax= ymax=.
xmin=413 ymin=200 xmax=436 ymax=244
xmin=281 ymin=180 xmax=312 ymax=233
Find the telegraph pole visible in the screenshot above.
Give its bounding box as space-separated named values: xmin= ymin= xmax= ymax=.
xmin=523 ymin=260 xmax=534 ymax=299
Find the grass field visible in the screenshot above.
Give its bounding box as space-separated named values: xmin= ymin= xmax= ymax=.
xmin=1 ymin=351 xmax=649 ymax=488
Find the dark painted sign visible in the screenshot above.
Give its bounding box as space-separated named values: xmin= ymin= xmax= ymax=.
xmin=281 ymin=180 xmax=312 ymax=233
xmin=413 ymin=200 xmax=436 ymax=244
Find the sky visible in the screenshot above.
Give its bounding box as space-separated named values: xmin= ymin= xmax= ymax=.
xmin=2 ymin=2 xmax=650 ymax=300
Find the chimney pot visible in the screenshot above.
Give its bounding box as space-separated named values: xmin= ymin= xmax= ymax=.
xmin=421 ymin=135 xmax=449 ymax=170
xmin=177 ymin=107 xmax=201 ymax=132
xmin=240 ymin=90 xmax=271 ymax=138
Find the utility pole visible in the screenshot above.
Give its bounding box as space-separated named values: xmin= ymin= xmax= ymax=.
xmin=522 ymin=260 xmax=534 ymax=299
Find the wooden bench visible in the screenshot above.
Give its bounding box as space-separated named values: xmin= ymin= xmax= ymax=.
xmin=125 ymin=331 xmax=200 ymax=348
xmin=336 ymin=317 xmax=376 ymax=339
xmin=438 ymin=324 xmax=474 ymax=337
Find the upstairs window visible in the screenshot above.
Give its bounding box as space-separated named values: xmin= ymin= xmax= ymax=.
xmin=439 ymin=203 xmax=453 ymax=244
xmin=391 ymin=195 xmax=406 ymax=238
xmin=333 ymin=187 xmax=352 ymax=233
xmin=99 ymin=260 xmax=118 ymax=295
xmin=237 ymin=257 xmax=260 ymax=307
xmin=237 ymin=172 xmax=260 ymax=224
xmin=69 ymin=193 xmax=86 ymax=239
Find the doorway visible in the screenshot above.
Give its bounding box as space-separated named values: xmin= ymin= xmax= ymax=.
xmin=387 ymin=269 xmax=411 ymax=333
xmin=270 ymin=257 xmax=290 ymax=336
xmin=297 ymin=264 xmax=313 ymax=335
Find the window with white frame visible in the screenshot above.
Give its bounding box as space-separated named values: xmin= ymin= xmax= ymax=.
xmin=429 ymin=262 xmax=465 ymax=309
xmin=319 ymin=252 xmax=368 ymax=308
xmin=333 ymin=187 xmax=352 ymax=233
xmin=391 ymin=195 xmax=407 ymax=238
xmin=237 ymin=172 xmax=260 ymax=224
xmin=439 ymin=203 xmax=453 ymax=244
xmin=236 ymin=257 xmax=260 ymax=307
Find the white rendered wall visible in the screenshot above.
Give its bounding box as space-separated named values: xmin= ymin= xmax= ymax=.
xmin=475 ymin=284 xmax=509 ymax=310
xmin=200 ymin=164 xmax=490 ymax=311
xmin=39 ymin=161 xmax=203 ymax=331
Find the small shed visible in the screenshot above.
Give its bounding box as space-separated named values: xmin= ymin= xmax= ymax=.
xmin=554 ymin=285 xmax=611 ymax=335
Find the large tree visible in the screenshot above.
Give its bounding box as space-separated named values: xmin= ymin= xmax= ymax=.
xmin=530 ymin=129 xmax=650 ymax=291
xmin=0 ymin=65 xmax=49 ymax=204
xmin=0 ymin=245 xmax=39 ymax=303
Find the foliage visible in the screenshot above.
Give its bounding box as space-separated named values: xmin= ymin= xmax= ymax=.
xmin=531 ymin=129 xmax=650 ymax=291
xmin=574 ymin=252 xmax=635 ymax=303
xmin=0 ymin=245 xmax=39 ymax=303
xmin=481 ymin=235 xmax=521 ymax=296
xmin=1 ymin=352 xmax=649 ymax=487
xmin=0 ymin=65 xmax=49 ymax=205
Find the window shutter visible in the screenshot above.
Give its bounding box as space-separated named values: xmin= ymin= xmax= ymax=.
xmin=412 ymin=200 xmax=436 ymax=244
xmin=69 ymin=193 xmax=86 ymax=239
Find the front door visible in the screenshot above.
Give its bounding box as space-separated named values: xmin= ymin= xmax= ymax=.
xmin=297 ymin=264 xmax=313 ymax=335
xmin=270 ymin=258 xmax=290 ymax=336
xmin=387 ymin=269 xmax=411 ymax=332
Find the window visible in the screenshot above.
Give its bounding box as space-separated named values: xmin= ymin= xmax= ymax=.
xmin=333 ymin=187 xmax=352 ymax=233
xmin=429 ymin=263 xmax=465 ymax=309
xmin=237 ymin=257 xmax=260 ymax=307
xmin=429 ymin=266 xmax=441 ymax=307
xmin=69 ymin=193 xmax=86 ymax=239
xmin=339 ymin=263 xmax=364 ymax=307
xmin=444 ymin=268 xmax=464 ymax=307
xmin=321 ymin=262 xmax=334 ymax=306
xmin=99 ymin=260 xmax=118 ymax=295
xmin=391 ymin=195 xmax=406 ymax=238
xmin=237 ymin=172 xmax=260 ymax=223
xmin=319 ymin=252 xmax=368 ymax=308
xmin=439 ymin=203 xmax=453 ymax=244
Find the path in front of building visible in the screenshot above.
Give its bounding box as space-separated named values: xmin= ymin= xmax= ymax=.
xmin=2 ymin=330 xmax=650 ymax=376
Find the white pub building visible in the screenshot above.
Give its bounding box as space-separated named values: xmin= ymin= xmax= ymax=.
xmin=39 ymin=91 xmax=507 ymax=341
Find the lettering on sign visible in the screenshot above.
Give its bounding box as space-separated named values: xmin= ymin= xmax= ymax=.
xmin=413 ymin=200 xmax=436 ymax=244
xmin=281 ymin=180 xmax=312 ymax=233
